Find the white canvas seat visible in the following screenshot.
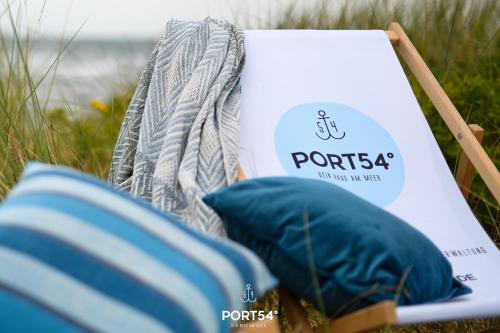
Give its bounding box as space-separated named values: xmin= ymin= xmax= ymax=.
xmin=237 ymin=25 xmax=500 ymax=330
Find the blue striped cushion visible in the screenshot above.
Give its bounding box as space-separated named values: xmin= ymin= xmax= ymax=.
xmin=0 ymin=163 xmax=277 ymax=333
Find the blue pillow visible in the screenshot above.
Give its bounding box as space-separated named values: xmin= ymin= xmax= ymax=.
xmin=0 ymin=163 xmax=277 ymax=333
xmin=203 ymin=177 xmax=471 ymax=316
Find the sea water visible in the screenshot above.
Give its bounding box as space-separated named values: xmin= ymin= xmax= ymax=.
xmin=29 ymin=38 xmax=156 ymax=110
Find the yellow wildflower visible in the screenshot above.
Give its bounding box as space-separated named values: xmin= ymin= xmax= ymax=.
xmin=90 ymin=100 xmax=109 ymax=113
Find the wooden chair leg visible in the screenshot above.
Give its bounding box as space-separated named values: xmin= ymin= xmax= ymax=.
xmin=316 ymin=301 xmax=397 ymax=333
xmin=277 ymin=287 xmax=315 ymax=333
xmin=456 ymin=124 xmax=484 ymax=200
xmin=389 ymin=22 xmax=500 ymax=203
xmin=278 ymin=287 xmax=397 ymax=333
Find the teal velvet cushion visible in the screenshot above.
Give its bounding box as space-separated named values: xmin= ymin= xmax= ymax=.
xmin=203 ymin=177 xmax=472 ymax=316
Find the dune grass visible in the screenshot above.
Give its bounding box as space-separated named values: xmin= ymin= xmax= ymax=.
xmin=0 ymin=0 xmax=131 ymax=196
xmin=0 ymin=0 xmax=499 ymax=332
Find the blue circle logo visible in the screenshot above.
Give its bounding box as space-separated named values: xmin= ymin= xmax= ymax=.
xmin=275 ymin=102 xmax=405 ymax=206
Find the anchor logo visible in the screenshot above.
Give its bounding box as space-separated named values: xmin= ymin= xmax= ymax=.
xmin=315 ymin=110 xmax=345 ymax=140
xmin=240 ymin=284 xmax=257 ymax=303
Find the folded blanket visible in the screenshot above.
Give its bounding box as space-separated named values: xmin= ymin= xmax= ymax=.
xmin=109 ymin=18 xmax=244 ymax=236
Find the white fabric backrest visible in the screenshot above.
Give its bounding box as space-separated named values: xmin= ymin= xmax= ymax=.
xmin=239 ymin=30 xmax=500 ymax=323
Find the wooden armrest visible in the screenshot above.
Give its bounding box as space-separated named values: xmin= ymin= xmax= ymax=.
xmin=317 ymin=301 xmax=397 ymax=333
xmin=279 ymin=286 xmax=397 ymax=333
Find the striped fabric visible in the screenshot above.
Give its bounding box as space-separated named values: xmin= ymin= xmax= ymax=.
xmin=0 ymin=163 xmax=277 ymax=333
xmin=108 ymin=18 xmax=244 ymax=236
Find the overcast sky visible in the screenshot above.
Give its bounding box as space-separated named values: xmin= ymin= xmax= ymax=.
xmin=1 ymin=0 xmax=314 ymax=39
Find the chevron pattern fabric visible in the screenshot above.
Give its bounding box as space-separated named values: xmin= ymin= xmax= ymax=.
xmin=109 ymin=19 xmax=244 ymax=236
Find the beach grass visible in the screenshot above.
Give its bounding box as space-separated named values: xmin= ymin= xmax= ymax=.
xmin=0 ymin=0 xmax=499 ymax=332
xmin=0 ymin=0 xmax=131 ymax=195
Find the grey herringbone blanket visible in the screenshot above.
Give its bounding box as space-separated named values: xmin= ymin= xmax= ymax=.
xmin=108 ymin=18 xmax=244 ymax=236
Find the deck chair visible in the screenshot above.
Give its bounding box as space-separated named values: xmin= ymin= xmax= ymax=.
xmin=236 ymin=23 xmax=500 ymax=333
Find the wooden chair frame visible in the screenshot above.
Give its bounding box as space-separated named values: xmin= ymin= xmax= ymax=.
xmin=235 ymin=22 xmax=500 ymax=333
